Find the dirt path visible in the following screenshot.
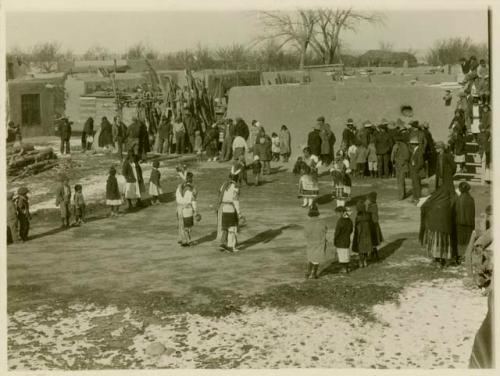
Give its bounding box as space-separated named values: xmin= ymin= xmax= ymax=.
xmin=7 ymin=155 xmax=491 ymax=370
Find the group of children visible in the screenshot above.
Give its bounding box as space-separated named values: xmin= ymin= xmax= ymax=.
xmin=304 ymin=191 xmax=384 ymax=278
xmin=295 ymin=147 xmax=353 ymax=210
xmin=347 ymin=141 xmax=378 ymax=178
xmin=55 ymin=175 xmax=86 ymax=228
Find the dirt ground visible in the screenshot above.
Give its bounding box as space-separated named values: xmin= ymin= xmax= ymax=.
xmin=7 ymin=137 xmax=491 ymax=370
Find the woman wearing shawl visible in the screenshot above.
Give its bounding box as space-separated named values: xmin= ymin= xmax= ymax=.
xmin=122 ymin=150 xmax=144 ymax=210
xmin=216 ymin=173 xmax=242 ymax=253
xmin=81 ymin=117 xmax=94 ymax=151
xmin=352 ymin=200 xmax=373 ymax=268
xmin=453 ymin=182 xmax=475 ymax=264
xmin=419 ymin=185 xmax=457 ymax=268
xmin=98 ymin=116 xmax=114 ymax=149
xmin=175 ymin=172 xmax=198 ymax=247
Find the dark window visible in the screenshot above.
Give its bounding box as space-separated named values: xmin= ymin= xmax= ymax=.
xmin=21 ymin=93 xmax=41 ymax=126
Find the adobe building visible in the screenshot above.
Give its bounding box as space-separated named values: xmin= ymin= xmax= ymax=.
xmin=7 ymin=76 xmax=66 ymax=137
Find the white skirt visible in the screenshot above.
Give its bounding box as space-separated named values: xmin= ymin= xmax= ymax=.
xmin=337 ymin=248 xmax=350 ymax=263
xmin=106 ymin=199 xmax=122 ymax=206
xmin=124 ymin=182 xmax=141 ymax=199
xmin=471 ymin=119 xmax=481 ymax=134
xmin=149 ymin=182 xmax=163 ymax=196
xmin=454 ymin=154 xmax=465 ymax=163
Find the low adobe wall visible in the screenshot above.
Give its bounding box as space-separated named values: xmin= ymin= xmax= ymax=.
xmin=227 ymin=83 xmax=456 ymax=156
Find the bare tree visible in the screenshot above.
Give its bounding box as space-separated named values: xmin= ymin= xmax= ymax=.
xmin=83 ymin=45 xmax=113 ymax=60
xmin=310 ymin=8 xmax=384 ymax=65
xmin=257 ymin=10 xmax=318 ymax=69
xmin=125 ymin=42 xmax=158 ymax=60
xmin=378 ymin=41 xmax=394 ymax=51
xmin=425 ymin=37 xmax=488 ymax=66
xmin=30 ymin=41 xmax=63 ymax=72
xmin=215 ymin=44 xmax=248 ymax=69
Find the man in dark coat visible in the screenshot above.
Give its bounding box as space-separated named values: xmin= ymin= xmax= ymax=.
xmin=391 ymin=136 xmax=410 ymax=200
xmin=113 ymin=116 xmax=128 ymax=160
xmin=409 ymin=139 xmax=425 ymax=202
xmin=374 ymin=119 xmax=393 ymax=178
xmin=58 ymin=117 xmax=72 ymax=154
xmin=342 ymin=118 xmax=357 ymax=151
xmin=435 ymin=141 xmax=456 ymax=194
xmin=183 ymin=112 xmax=198 ymax=153
xmin=408 ymin=120 xmax=427 ymax=151
xmin=307 ymin=122 xmax=322 ymax=158
xmin=156 ymin=115 xmax=172 ymax=154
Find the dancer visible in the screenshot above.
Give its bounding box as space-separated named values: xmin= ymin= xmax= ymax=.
xmin=217 ymin=173 xmax=242 ymax=253
xmin=175 ymin=172 xmax=198 ymax=247
xmin=330 ymin=151 xmax=352 ymax=207
xmin=298 ymin=163 xmax=319 ymax=208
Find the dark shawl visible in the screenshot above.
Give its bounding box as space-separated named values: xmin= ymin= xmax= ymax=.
xmin=334 ymin=216 xmax=353 ymax=248
xmin=419 ymin=186 xmax=456 ymax=243
xmin=455 ymin=192 xmax=475 ymax=227
xmin=352 ymin=211 xmax=373 ymax=254
xmin=98 ymin=118 xmax=114 ymax=147
xmin=106 ymin=175 xmax=121 ymax=200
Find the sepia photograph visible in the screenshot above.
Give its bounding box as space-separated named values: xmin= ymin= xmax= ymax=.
xmin=1 ymin=0 xmax=496 ymax=372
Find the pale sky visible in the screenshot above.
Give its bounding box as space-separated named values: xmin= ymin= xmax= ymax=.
xmin=5 ymin=9 xmax=489 ymax=56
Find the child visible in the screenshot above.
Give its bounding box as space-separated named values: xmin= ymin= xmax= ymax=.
xmin=330 ymin=152 xmax=352 ymax=207
xmin=16 ymin=186 xmax=30 ymax=242
xmin=55 ymin=174 xmax=72 ymax=228
xmin=7 ymin=191 xmax=19 ymax=244
xmin=298 ymin=164 xmax=319 ymax=208
xmin=443 ymin=90 xmax=452 ymax=106
xmin=251 ymin=155 xmax=262 ymax=186
xmin=149 ymin=160 xmax=162 ymax=205
xmin=366 ymin=192 xmax=383 ymax=261
xmin=355 ymin=142 xmax=368 ymax=178
xmin=455 ymin=182 xmax=475 ymax=265
xmin=334 ymin=206 xmax=354 ymax=274
xmin=73 ymin=184 xmax=86 ymax=225
xmin=347 ymin=143 xmax=358 ymax=170
xmin=449 ymin=128 xmax=466 ymax=173
xmin=303 ymin=202 xmax=327 ymax=279
xmin=106 ymin=166 xmax=122 ymax=217
xmin=367 ymin=141 xmax=378 ymax=177
xmin=352 ymin=200 xmax=373 ymax=268
xmin=231 ymin=155 xmax=249 ymax=186
xmin=194 ymin=130 xmax=203 ymax=162
xmin=271 ymin=132 xmax=280 ymax=161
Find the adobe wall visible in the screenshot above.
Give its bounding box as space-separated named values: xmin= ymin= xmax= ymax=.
xmin=227 ymin=84 xmax=457 ymax=156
